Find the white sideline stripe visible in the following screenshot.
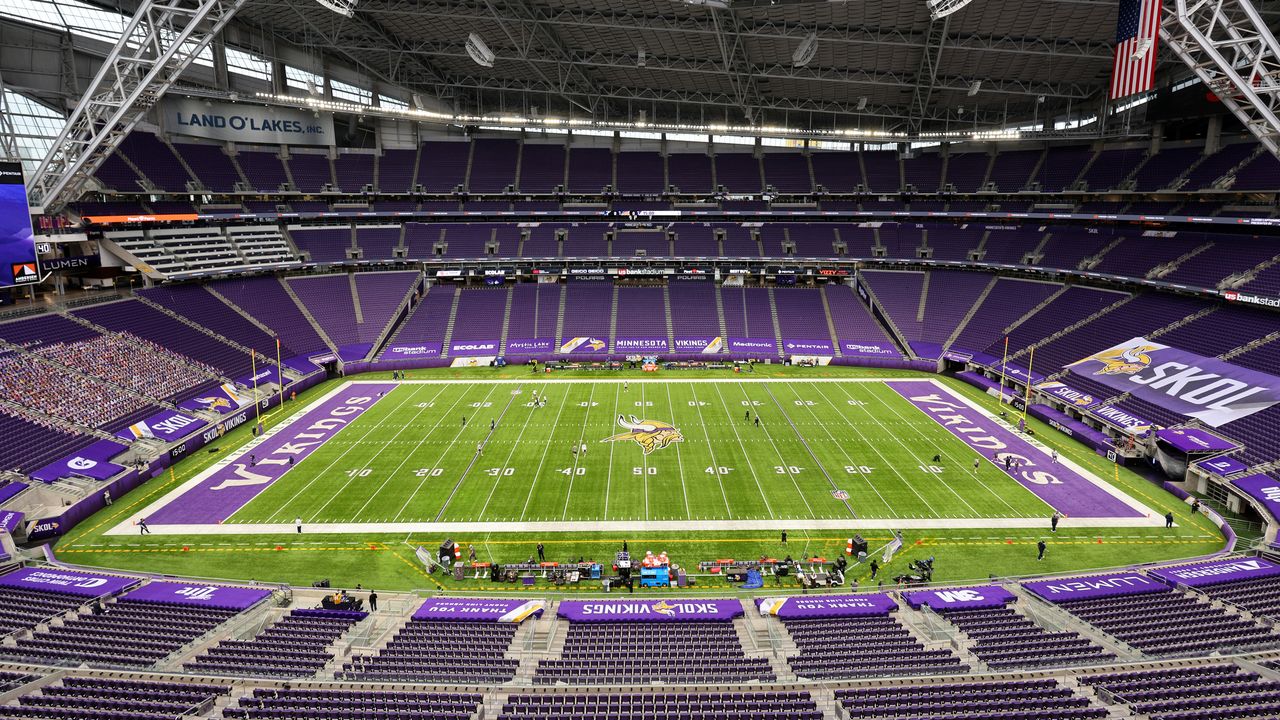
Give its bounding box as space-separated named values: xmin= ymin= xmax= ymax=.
xmin=924 ymin=378 xmax=1158 ymax=520
xmin=105 ymin=516 xmax=1167 ymax=535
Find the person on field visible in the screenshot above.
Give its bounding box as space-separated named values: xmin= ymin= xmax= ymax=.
xmin=754 ymin=416 xmax=760 ymax=427
xmin=781 ymin=530 xmax=787 ymax=545
xmin=138 ymin=517 xmax=150 ymax=535
xmin=869 ymin=559 xmax=879 ymax=579
xmin=295 ymin=517 xmax=303 ymax=534
xmin=1166 ymin=512 xmax=1175 ymax=528
xmin=1037 ymin=540 xmax=1047 ymax=561
xmin=537 ymin=543 xmax=545 ymax=562
xmin=368 ymin=591 xmax=378 ymax=611
xmin=1051 ymin=512 xmax=1063 ymax=532
xmin=461 ymin=416 xmax=467 ymax=428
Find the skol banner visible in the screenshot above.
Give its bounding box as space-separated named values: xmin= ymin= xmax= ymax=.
xmin=1067 ymin=337 xmax=1280 ymax=427
xmin=413 ymin=597 xmax=545 ymax=623
xmin=115 ymin=409 xmax=207 ymax=442
xmin=557 ymin=599 xmax=742 ymax=622
xmin=161 ymin=97 xmax=333 ymax=145
xmin=1036 ymin=381 xmax=1101 ymax=411
xmin=673 ymin=336 xmax=724 ymax=354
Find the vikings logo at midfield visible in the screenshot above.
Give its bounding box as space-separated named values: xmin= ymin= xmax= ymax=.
xmin=601 ymin=414 xmax=684 ymax=455
xmin=1081 ymin=343 xmax=1160 ymax=376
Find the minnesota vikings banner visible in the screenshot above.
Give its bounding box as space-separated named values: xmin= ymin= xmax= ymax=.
xmin=558 ymin=599 xmax=742 ymax=622
xmin=1036 ymin=381 xmax=1101 ymax=411
xmin=121 ymin=581 xmax=271 ymax=610
xmin=1147 ymin=557 xmax=1280 ymax=588
xmin=114 ymin=409 xmax=207 ymax=442
xmin=1067 ymin=337 xmax=1280 ymax=427
xmin=177 ymin=382 xmax=248 ymax=415
xmin=903 ymin=585 xmax=1016 ymax=610
xmin=413 ymin=597 xmax=545 ymax=623
xmin=559 ymin=336 xmax=608 ymax=353
xmin=1023 ymin=571 xmax=1169 ymax=602
xmin=757 ymin=594 xmax=896 ymax=618
xmin=0 ymin=567 xmax=139 ymax=597
xmin=504 ymin=338 xmax=553 ymax=354
xmin=614 ymin=336 xmax=670 ymax=353
xmin=1089 ymin=404 xmax=1154 ymax=436
xmin=673 ymin=336 xmax=724 ymax=354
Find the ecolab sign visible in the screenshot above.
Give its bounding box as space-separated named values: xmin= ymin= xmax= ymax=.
xmin=1223 ymin=290 xmax=1280 ymax=308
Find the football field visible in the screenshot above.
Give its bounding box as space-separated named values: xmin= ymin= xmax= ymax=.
xmin=125 ymin=377 xmax=1159 ymax=533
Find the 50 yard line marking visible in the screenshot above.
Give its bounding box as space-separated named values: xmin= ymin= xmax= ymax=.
xmin=663 ymin=382 xmax=692 ymax=520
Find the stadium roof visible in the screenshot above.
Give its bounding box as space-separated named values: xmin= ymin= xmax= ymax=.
xmin=231 ymin=0 xmax=1144 ymax=133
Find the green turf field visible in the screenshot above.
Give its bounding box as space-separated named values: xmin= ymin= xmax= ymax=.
xmin=228 ymin=378 xmax=1052 ymax=525
xmin=52 ymin=367 xmax=1226 ymax=592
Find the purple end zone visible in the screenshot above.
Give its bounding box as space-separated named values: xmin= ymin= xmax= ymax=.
xmin=148 ymin=383 xmax=397 ymax=524
xmin=886 ymin=381 xmax=1143 ymax=518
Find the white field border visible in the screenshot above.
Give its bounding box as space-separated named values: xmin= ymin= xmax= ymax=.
xmin=108 ymin=377 xmax=1167 ymax=536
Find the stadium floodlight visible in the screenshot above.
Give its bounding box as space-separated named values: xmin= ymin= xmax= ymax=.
xmin=925 ymin=0 xmax=975 ymax=20
xmin=466 ymin=32 xmax=496 ymax=68
xmin=968 ymin=80 xmax=981 ymax=96
xmin=314 ymin=0 xmax=357 ymax=17
xmin=793 ymin=32 xmax=818 ymax=68
xmin=856 ymin=96 xmax=868 ymax=110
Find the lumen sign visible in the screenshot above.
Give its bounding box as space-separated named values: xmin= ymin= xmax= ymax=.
xmin=161 ymin=98 xmax=334 ymax=146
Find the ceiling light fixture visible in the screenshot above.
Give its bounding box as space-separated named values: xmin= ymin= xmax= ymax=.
xmin=967 ymin=80 xmax=981 ymax=96
xmin=925 ymin=0 xmax=975 ymax=20
xmin=314 ymin=0 xmax=357 ymax=17
xmin=466 ymin=32 xmax=496 ymax=68
xmin=793 ymin=32 xmax=818 ymax=68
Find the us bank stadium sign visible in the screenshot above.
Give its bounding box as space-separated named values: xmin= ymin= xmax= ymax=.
xmin=1223 ymin=290 xmax=1280 ymax=309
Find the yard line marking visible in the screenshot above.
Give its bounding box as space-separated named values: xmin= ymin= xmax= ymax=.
xmin=603 ymin=383 xmax=620 ymax=520
xmin=689 ymin=384 xmax=734 ymax=519
xmin=856 ymin=382 xmax=986 ymax=518
xmin=476 ymin=386 xmax=545 ymax=515
xmin=519 ymin=389 xmax=573 ymax=521
xmin=393 ymin=383 xmax=501 ymax=521
xmin=561 ymin=383 xmax=596 ymax=521
xmin=315 ymin=383 xmax=454 ymax=520
xmin=640 ymin=382 xmax=649 ymax=521
xmin=434 ymin=385 xmax=523 ymax=522
xmin=761 ymin=383 xmax=855 ymax=518
xmin=663 ymin=382 xmax=692 ymax=520
xmin=823 ymin=381 xmax=937 ymax=517
xmin=264 ymin=384 xmax=431 ymax=523
xmin=727 ymin=381 xmax=814 ymax=515
xmin=782 ymin=382 xmax=894 ymax=517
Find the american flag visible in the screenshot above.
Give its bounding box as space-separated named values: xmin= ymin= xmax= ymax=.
xmin=1110 ymin=0 xmax=1163 ymax=100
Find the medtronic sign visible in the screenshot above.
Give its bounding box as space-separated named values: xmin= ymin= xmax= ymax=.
xmin=161 ymin=98 xmax=333 ymax=146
